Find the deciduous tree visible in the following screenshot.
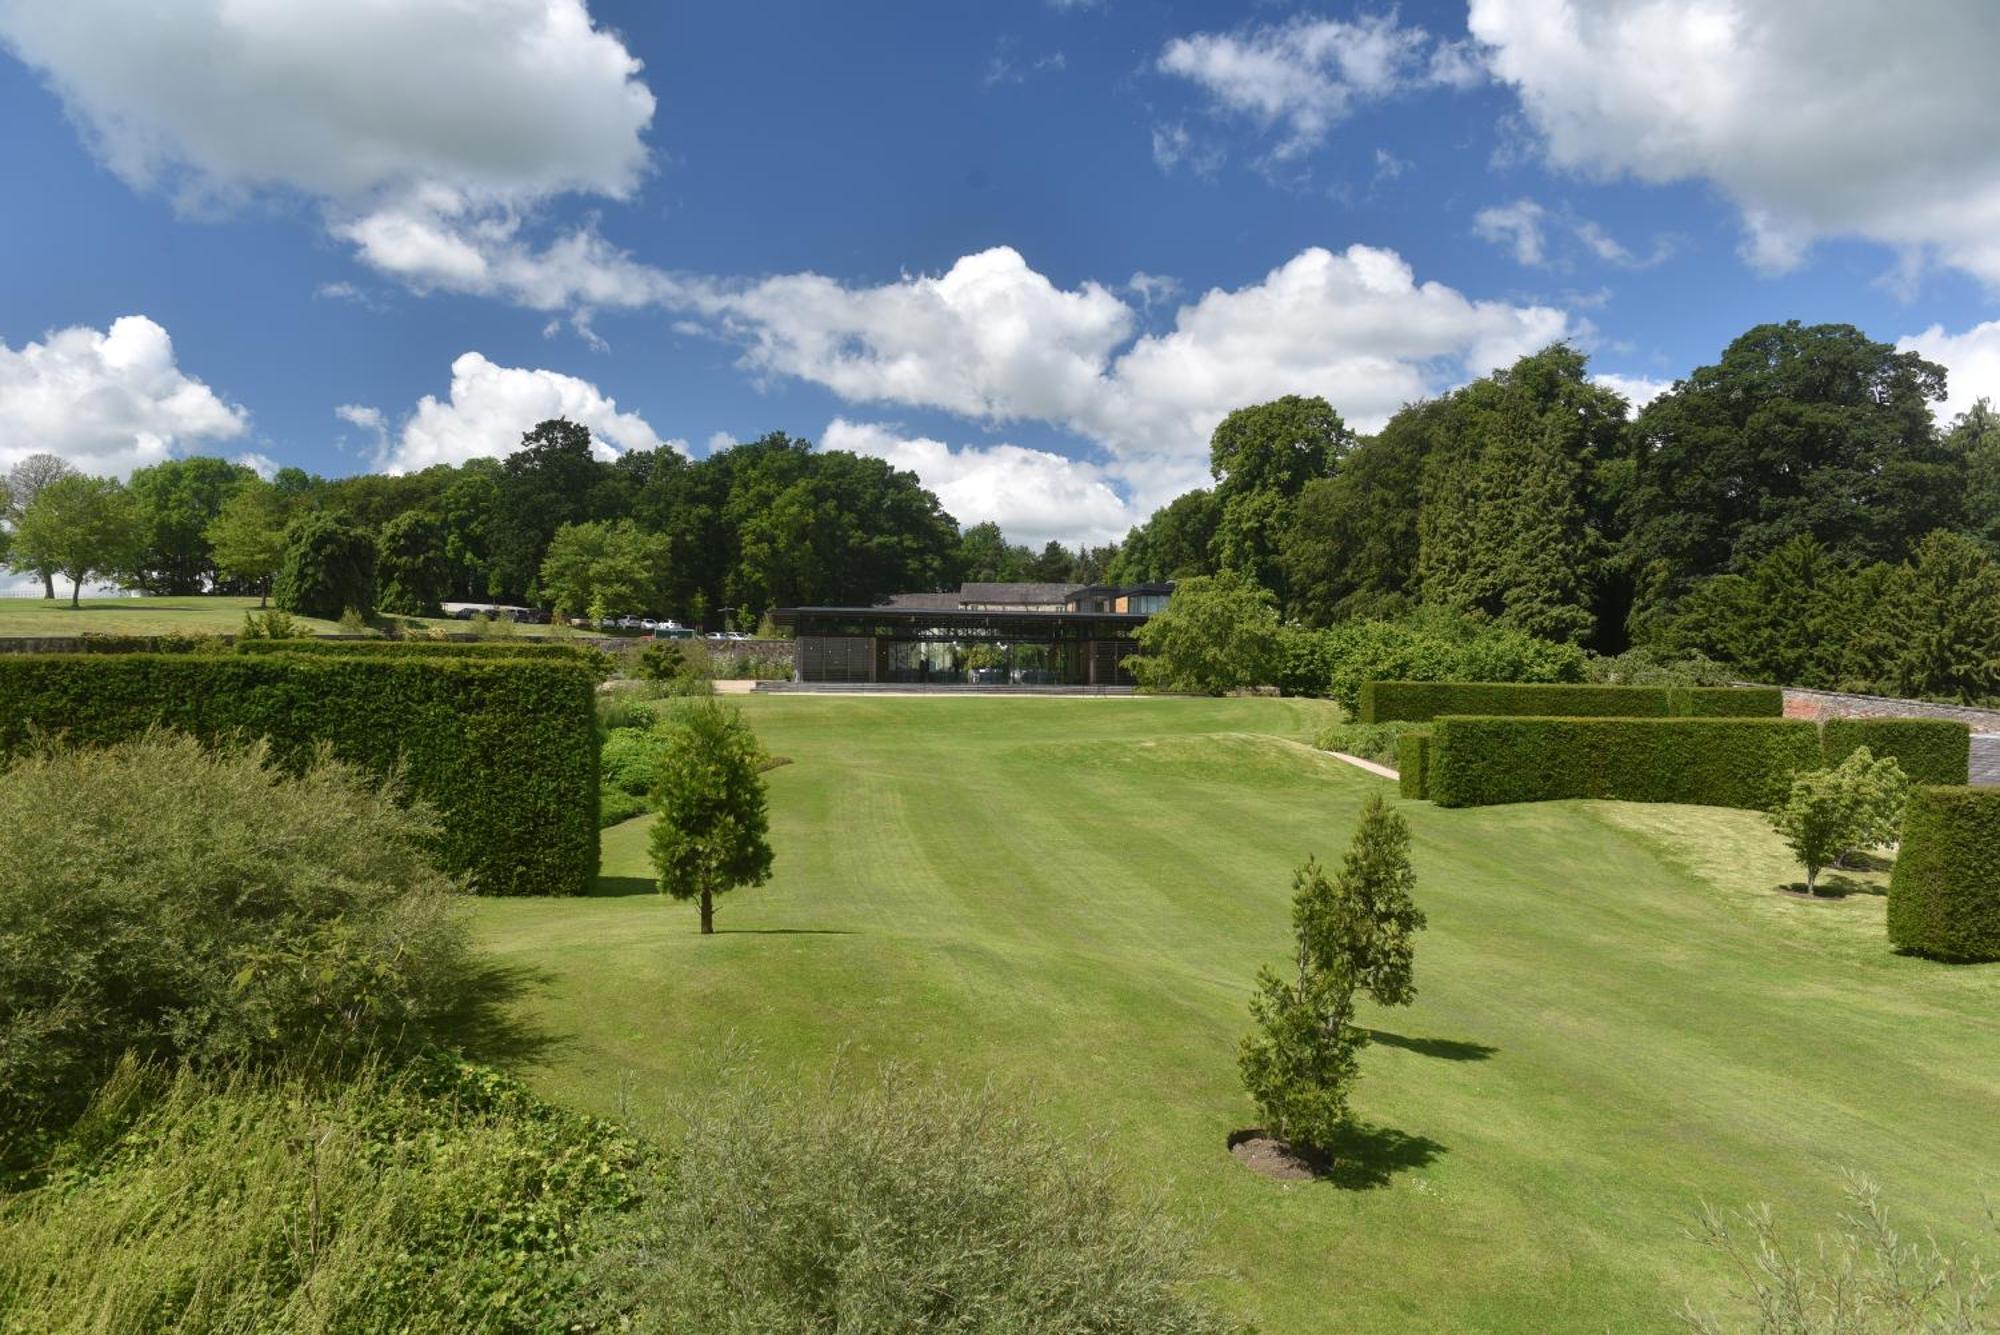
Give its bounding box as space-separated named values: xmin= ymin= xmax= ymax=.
xmin=9 ymin=473 xmax=142 ymax=606
xmin=206 ymin=478 xmax=289 ymax=605
xmin=274 ymin=512 xmax=377 ymax=620
xmin=5 ymin=453 xmax=78 ymax=599
xmin=1126 ymin=570 xmax=1281 ymax=695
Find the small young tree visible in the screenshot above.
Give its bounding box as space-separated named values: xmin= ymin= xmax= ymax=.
xmin=1239 ymin=857 xmax=1367 ymax=1155
xmin=649 ymin=700 xmax=775 ymax=934
xmin=1322 ymin=794 xmax=1427 ymax=1007
xmin=1769 ymin=747 xmax=1910 ymax=895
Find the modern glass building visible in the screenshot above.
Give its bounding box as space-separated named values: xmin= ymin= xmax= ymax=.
xmin=769 ymin=582 xmax=1174 ymax=686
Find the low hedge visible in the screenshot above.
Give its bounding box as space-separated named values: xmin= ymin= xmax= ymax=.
xmin=238 ymin=638 xmax=608 ymax=666
xmin=1396 ymin=730 xmax=1432 ymax=800
xmin=1358 ymin=681 xmax=1781 ymax=723
xmin=1887 ymin=786 xmax=2000 ymax=962
xmin=1821 ymin=717 xmax=1971 ymax=786
xmin=0 ymin=654 xmax=598 ymax=895
xmin=1427 ymin=716 xmax=1821 ymax=810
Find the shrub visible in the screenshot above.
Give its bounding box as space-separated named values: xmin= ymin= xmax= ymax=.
xmin=1887 ymin=785 xmax=2000 ymax=961
xmin=1682 ymin=1171 xmax=2000 ymax=1334
xmin=0 ymin=653 xmax=599 ymax=896
xmin=0 ymin=733 xmax=473 ymax=1162
xmin=586 ymin=1060 xmax=1225 ymax=1334
xmin=1127 ymin=570 xmax=1282 ymax=695
xmin=600 ymin=786 xmax=650 ymax=827
xmin=236 ymin=637 xmax=610 ymax=672
xmin=1312 ymin=719 xmax=1416 ymax=766
xmin=1397 ymin=729 xmax=1432 ymax=800
xmin=1821 ymin=717 xmax=1970 ymax=786
xmin=1584 ymin=645 xmax=1736 ymax=687
xmin=597 ymin=691 xmax=663 ymax=733
xmin=1769 ymin=748 xmax=1910 ymax=896
xmin=1286 ymin=608 xmax=1587 ymax=710
xmin=0 ymin=1057 xmax=640 ymax=1328
xmin=238 ymin=607 xmax=301 ymax=640
xmin=636 ymin=640 xmax=715 ymax=695
xmin=1427 ymin=716 xmax=1821 ymax=810
xmin=273 ymin=512 xmax=376 ymax=620
xmin=601 ymin=727 xmax=659 ymax=797
xmin=1358 ymin=681 xmax=1781 ymax=723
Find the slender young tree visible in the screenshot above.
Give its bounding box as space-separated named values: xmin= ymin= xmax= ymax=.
xmin=206 ymin=479 xmax=289 ymax=606
xmin=1322 ymin=794 xmax=1427 ymax=1008
xmin=649 ymin=700 xmax=775 ymax=934
xmin=1239 ymin=857 xmax=1367 ymax=1155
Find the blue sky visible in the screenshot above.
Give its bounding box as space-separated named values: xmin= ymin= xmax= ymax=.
xmin=3 ymin=0 xmax=1998 ymax=546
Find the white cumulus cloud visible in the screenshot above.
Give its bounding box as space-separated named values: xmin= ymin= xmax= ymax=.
xmin=1898 ymin=321 xmax=2000 ymax=425
xmin=0 ymin=0 xmax=666 ymax=314
xmin=0 ymin=315 xmax=247 ymax=476
xmin=1157 ymin=14 xmax=1481 ymax=161
xmin=373 ymin=352 xmax=664 ymax=473
xmin=821 ymin=419 xmax=1136 ymax=547
xmin=1470 ymin=0 xmax=2000 ymax=285
xmin=1590 ymin=371 xmax=1674 ymax=410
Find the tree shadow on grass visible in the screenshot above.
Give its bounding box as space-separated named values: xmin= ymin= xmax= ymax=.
xmin=712 ymin=927 xmax=856 ymax=936
xmin=1363 ymin=1030 xmax=1497 ymax=1062
xmin=1323 ymin=1121 xmax=1448 ymax=1190
xmin=1776 ymin=876 xmax=1883 ymax=900
xmin=432 ymin=959 xmax=562 ymax=1067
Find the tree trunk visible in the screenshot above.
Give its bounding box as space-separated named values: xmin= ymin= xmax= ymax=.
xmin=699 ymin=888 xmax=714 ymax=935
xmin=259 ymin=577 xmax=270 ymax=609
xmin=69 ymin=575 xmax=81 ymax=608
xmin=41 ymin=569 xmax=54 ymax=600
xmin=1805 ymin=865 xmax=1818 ymax=896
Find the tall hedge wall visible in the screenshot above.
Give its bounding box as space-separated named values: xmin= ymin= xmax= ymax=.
xmin=1358 ymin=681 xmax=1782 ymax=724
xmin=1887 ymin=786 xmax=2000 ymax=962
xmin=0 ymin=655 xmax=598 ymax=896
xmin=1427 ymin=716 xmax=1820 ymax=810
xmin=237 ymin=639 xmax=608 ymax=667
xmin=1821 ymin=717 xmax=1971 ymax=786
xmin=1396 ymin=729 xmax=1432 ymax=800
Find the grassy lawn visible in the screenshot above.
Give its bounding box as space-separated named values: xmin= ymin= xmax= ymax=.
xmin=0 ymin=594 xmax=458 ymax=637
xmin=469 ymin=696 xmax=2000 ymax=1333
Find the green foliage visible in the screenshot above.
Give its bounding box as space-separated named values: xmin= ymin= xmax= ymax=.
xmin=237 ymin=606 xmax=301 ymax=640
xmin=1821 ymin=718 xmax=1970 ymax=786
xmin=1769 ymin=748 xmax=1910 ymax=895
xmin=599 ymin=786 xmax=651 ymax=828
xmin=1649 ymin=535 xmax=1870 ymax=690
xmin=235 ymin=637 xmax=609 ymax=670
xmin=648 ymin=700 xmax=774 ymax=932
xmin=0 ymin=733 xmax=473 ymax=1162
xmin=1359 ymin=680 xmax=1781 ymax=723
xmin=0 ymin=653 xmax=600 ymax=896
xmin=0 ymin=1057 xmax=641 ymax=1329
xmin=1282 ymin=608 xmax=1588 ymax=710
xmin=1584 ymin=645 xmax=1736 ymax=687
xmin=1280 ymin=402 xmax=1435 ymax=626
xmin=7 ymin=473 xmax=142 ymax=606
xmin=1209 ymin=394 xmax=1351 ymax=598
xmin=1871 ymin=530 xmax=2000 ymax=704
xmin=1887 ymin=786 xmax=2000 ymax=962
xmin=601 ymin=727 xmax=660 ymax=798
xmin=1323 ymin=795 xmax=1426 ymax=1008
xmin=1127 ymin=569 xmax=1282 ymax=694
xmin=1108 ymin=487 xmax=1219 ymax=585
xmin=204 ymin=478 xmax=288 ymax=604
xmin=636 ymin=638 xmax=715 ymax=694
xmin=1682 ymin=1172 xmax=2000 ymax=1334
xmin=125 ymin=457 xmax=258 ymax=595
xmin=1428 ymin=717 xmax=1822 ymax=810
xmin=274 ymin=511 xmax=377 ymax=620
xmin=587 ymin=1059 xmax=1225 ymax=1334
xmin=538 ymin=517 xmax=672 ymax=617
xmin=1396 ymin=730 xmax=1432 ymax=800
xmin=1312 ymin=719 xmax=1416 ymax=766
xmin=374 ymin=509 xmax=451 ymax=616
xmin=1239 ymin=858 xmax=1366 ymax=1155
xmin=4 ymin=453 xmax=78 ymax=597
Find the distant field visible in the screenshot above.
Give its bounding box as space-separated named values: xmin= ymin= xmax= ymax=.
xmin=471 ymin=695 xmax=1999 ymax=1333
xmin=0 ymin=595 xmax=456 ymax=638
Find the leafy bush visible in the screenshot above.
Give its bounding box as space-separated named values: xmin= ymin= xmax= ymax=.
xmin=601 ymin=727 xmax=659 ymax=797
xmin=1821 ymin=717 xmax=1970 ymax=786
xmin=1428 ymin=717 xmax=1821 ymax=810
xmin=1312 ymin=719 xmax=1417 ymax=766
xmin=1282 ymin=608 xmax=1587 ymax=710
xmin=75 ymin=632 xmax=227 ymax=655
xmin=0 ymin=733 xmax=474 ymax=1163
xmin=597 ymin=690 xmax=663 ymax=733
xmin=600 ymin=786 xmax=650 ymax=827
xmin=1127 ymin=570 xmax=1282 ymax=695
xmin=1359 ymin=681 xmax=1781 ymax=723
xmin=1584 ymin=646 xmax=1736 ymax=687
xmin=1887 ymin=785 xmax=2000 ymax=962
xmin=1397 ymin=730 xmax=1432 ymax=800
xmin=273 ymin=512 xmax=376 ymax=620
xmin=238 ymin=607 xmax=301 ymax=640
xmin=0 ymin=653 xmax=599 ymax=896
xmin=237 ymin=637 xmax=611 ymax=673
xmin=1769 ymin=748 xmax=1909 ymax=895
xmin=0 ymin=1057 xmax=640 ymax=1329
xmin=1682 ymin=1171 xmax=2000 ymax=1333
xmin=636 ymin=640 xmax=715 ymax=695
xmin=587 ymin=1060 xmax=1226 ymax=1334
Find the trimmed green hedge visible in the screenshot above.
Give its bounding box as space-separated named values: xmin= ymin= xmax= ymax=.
xmin=238 ymin=638 xmax=608 ymax=666
xmin=1822 ymin=717 xmax=1971 ymax=786
xmin=1358 ymin=681 xmax=1781 ymax=723
xmin=0 ymin=654 xmax=598 ymax=896
xmin=1428 ymin=716 xmax=1821 ymax=809
xmin=1887 ymin=786 xmax=2000 ymax=962
xmin=1396 ymin=730 xmax=1432 ymax=800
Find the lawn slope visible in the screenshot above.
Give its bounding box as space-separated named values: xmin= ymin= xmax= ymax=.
xmin=471 ymin=696 xmax=2000 ymax=1333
